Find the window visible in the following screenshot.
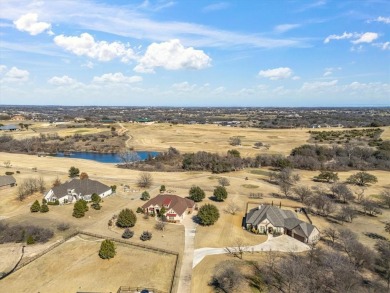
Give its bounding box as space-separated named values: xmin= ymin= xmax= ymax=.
xmin=169 ymin=216 xmax=175 ymax=220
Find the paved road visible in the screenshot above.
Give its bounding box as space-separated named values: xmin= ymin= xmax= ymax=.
xmin=176 ymin=215 xmax=197 ymax=293
xmin=193 ymin=234 xmax=310 ymax=268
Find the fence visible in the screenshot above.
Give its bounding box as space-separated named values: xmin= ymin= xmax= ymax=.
xmin=1 ymin=230 xmax=179 ymax=293
xmin=79 ymin=232 xmax=179 ymax=293
xmin=116 ymin=286 xmax=166 ymax=293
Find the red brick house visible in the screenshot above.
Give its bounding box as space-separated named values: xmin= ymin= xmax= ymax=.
xmin=142 ymin=194 xmax=195 ymax=223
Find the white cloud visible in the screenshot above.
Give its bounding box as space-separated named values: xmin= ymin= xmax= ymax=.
xmin=82 ymin=61 xmax=94 ymax=69
xmin=274 ymin=24 xmax=301 ymax=33
xmin=0 ymin=1 xmax=304 ymax=49
xmin=369 ymin=16 xmax=390 ymax=24
xmin=323 ymin=67 xmax=342 ymax=77
xmin=172 ymin=81 xmax=197 ymax=92
xmin=1 ymin=66 xmax=30 ymax=82
xmin=258 ymin=67 xmax=294 ymax=80
xmin=203 ymin=2 xmax=230 ymax=12
xmin=134 ymin=39 xmax=211 ymax=73
xmin=54 ymin=33 xmax=136 ymax=62
xmin=93 ymin=72 xmax=143 ymax=83
xmin=325 ymin=32 xmax=379 ymax=45
xmin=139 ymin=0 xmax=176 ymax=11
xmin=324 ymin=32 xmax=356 ymax=43
xmin=13 ymin=13 xmax=52 ymax=35
xmin=352 ymin=32 xmax=378 ymax=44
xmin=212 ymin=86 xmax=225 ymax=94
xmin=48 ymin=75 xmax=77 ymax=86
xmin=376 ymin=42 xmax=390 ymax=50
xmin=301 ymin=80 xmax=338 ymax=91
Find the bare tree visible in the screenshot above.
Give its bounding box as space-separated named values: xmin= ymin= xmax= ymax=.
xmin=293 ymin=185 xmax=313 ymax=203
xmin=137 ymin=172 xmax=153 ymax=188
xmin=155 ymin=221 xmax=166 ymax=231
xmin=228 ymin=136 xmax=241 ymax=146
xmin=224 ymin=200 xmax=241 ymax=215
xmin=225 ymin=238 xmax=247 ymax=259
xmin=218 ymin=177 xmax=230 ymax=187
xmin=210 ymin=261 xmax=243 ymax=293
xmin=52 ymin=177 xmax=61 ymax=188
xmin=338 ymin=205 xmax=357 ymax=223
xmin=37 ymin=176 xmax=46 ymax=193
xmin=118 ymin=148 xmax=141 ymax=168
xmin=331 ymin=183 xmax=355 ymax=203
xmin=322 ymin=227 xmax=338 ymax=245
xmin=353 ymin=185 xmax=367 ymax=203
xmin=362 ymin=199 xmax=381 ymax=216
xmin=3 ymin=160 xmax=11 ymax=168
xmin=379 ymin=188 xmax=390 ymax=208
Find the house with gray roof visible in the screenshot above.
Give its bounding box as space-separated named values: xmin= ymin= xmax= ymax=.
xmin=0 ymin=175 xmax=16 ymax=189
xmin=245 ymin=204 xmax=320 ymax=244
xmin=0 ymin=124 xmax=18 ymax=131
xmin=44 ymin=178 xmax=112 ymax=204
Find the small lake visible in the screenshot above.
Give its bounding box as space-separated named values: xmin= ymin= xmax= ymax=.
xmin=55 ymin=151 xmax=159 ymax=164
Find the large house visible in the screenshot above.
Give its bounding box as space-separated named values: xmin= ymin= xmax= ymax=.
xmin=44 ymin=178 xmax=112 ymax=204
xmin=142 ymin=194 xmax=195 ymax=223
xmin=245 ymin=204 xmax=320 ymax=244
xmin=0 ymin=175 xmax=16 ymax=189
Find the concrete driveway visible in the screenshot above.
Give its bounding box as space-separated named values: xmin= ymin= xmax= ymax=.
xmin=193 ymin=234 xmax=310 ymax=268
xmin=176 ymin=214 xmax=197 ymax=293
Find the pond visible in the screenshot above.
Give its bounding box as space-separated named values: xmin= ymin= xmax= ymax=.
xmin=54 ymin=151 xmax=159 ymax=164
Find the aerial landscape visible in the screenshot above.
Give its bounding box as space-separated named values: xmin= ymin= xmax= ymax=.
xmin=0 ymin=1 xmax=390 ymax=293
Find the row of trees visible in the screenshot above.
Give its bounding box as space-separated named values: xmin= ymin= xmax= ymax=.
xmin=18 ymin=177 xmax=46 ymax=201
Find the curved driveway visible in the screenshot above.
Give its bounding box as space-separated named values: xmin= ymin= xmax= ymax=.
xmin=193 ymin=234 xmax=310 ymax=268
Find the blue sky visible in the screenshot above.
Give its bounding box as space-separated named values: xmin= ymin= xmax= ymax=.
xmin=0 ymin=0 xmax=389 ymax=106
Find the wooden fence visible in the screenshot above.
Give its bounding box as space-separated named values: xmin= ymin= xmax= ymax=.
xmin=1 ymin=231 xmax=179 ymax=293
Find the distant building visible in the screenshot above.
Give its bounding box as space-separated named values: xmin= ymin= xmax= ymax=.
xmin=0 ymin=175 xmax=16 ymax=189
xmin=44 ymin=178 xmax=112 ymax=204
xmin=0 ymin=124 xmax=18 ymax=131
xmin=11 ymin=115 xmax=25 ymax=121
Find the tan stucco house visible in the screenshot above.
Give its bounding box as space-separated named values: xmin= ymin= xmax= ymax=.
xmin=245 ymin=204 xmax=320 ymax=244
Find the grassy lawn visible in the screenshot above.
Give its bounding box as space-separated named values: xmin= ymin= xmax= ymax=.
xmin=1 ymin=235 xmax=177 ymax=293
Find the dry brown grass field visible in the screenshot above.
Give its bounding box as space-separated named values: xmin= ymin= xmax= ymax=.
xmin=0 ymin=124 xmax=389 ymax=292
xmin=1 ymin=234 xmax=177 ymax=293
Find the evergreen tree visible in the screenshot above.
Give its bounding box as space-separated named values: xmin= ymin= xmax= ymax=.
xmin=30 ymin=200 xmax=41 ymax=213
xmin=73 ymin=200 xmax=88 ymax=218
xmin=68 ymin=166 xmax=80 ymax=178
xmin=40 ymin=204 xmax=49 ymax=213
xmin=160 ymin=185 xmax=166 ymax=193
xmin=189 ymin=186 xmax=205 ymax=202
xmin=198 ymin=204 xmax=220 ymax=226
xmin=213 ymin=186 xmax=228 ymax=201
xmin=26 ymin=235 xmax=35 ymax=245
xmin=99 ymin=239 xmax=116 ymax=259
xmin=141 ymin=191 xmax=150 ymax=201
xmin=116 ymin=208 xmax=137 ymax=227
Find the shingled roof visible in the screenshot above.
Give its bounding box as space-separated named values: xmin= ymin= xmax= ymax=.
xmin=51 ymin=178 xmax=110 ymax=199
xmin=246 ymin=205 xmax=317 ymax=238
xmin=142 ymin=194 xmax=195 ymax=216
xmin=0 ymin=175 xmax=16 ymax=187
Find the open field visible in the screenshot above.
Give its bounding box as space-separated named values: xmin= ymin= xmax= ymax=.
xmin=0 ymin=234 xmax=177 ymax=293
xmin=0 ymin=124 xmax=389 ymax=292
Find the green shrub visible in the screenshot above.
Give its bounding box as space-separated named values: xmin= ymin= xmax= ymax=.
xmin=99 ymin=239 xmax=116 ymax=259
xmin=26 ymin=235 xmax=35 ymax=245
xmin=189 ymin=186 xmax=205 ymax=202
xmin=30 ymin=200 xmax=41 ymax=213
xmin=197 ymin=204 xmax=220 ymax=226
xmin=122 ymin=228 xmax=134 ymax=239
xmin=40 ymin=204 xmax=49 ymax=213
xmin=5 ymin=171 xmax=14 ymax=175
xmin=140 ymin=231 xmax=152 ymax=241
xmin=116 ymin=208 xmax=137 ymax=228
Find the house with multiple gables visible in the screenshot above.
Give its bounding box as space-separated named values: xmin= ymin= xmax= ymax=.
xmin=245 ymin=204 xmax=320 ymax=244
xmin=0 ymin=175 xmax=16 ymax=189
xmin=44 ymin=178 xmax=112 ymax=204
xmin=142 ymin=194 xmax=195 ymax=223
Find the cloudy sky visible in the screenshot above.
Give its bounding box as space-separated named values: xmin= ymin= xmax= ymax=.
xmin=0 ymin=0 xmax=389 ymax=106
